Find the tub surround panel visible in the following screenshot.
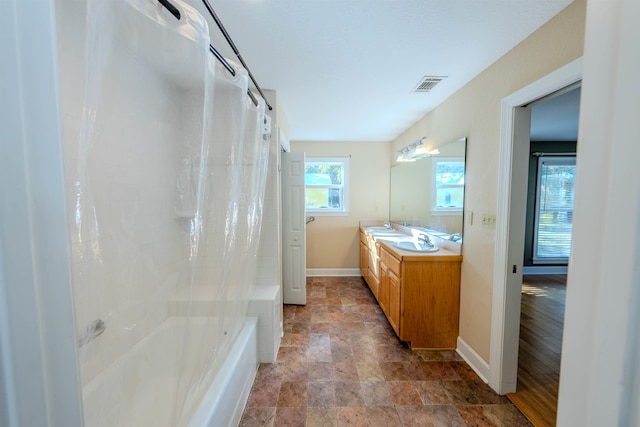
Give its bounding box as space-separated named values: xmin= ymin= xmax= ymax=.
xmin=248 ymin=286 xmax=282 ymax=363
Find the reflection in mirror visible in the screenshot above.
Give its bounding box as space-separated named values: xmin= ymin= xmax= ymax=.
xmin=389 ymin=137 xmax=466 ymax=243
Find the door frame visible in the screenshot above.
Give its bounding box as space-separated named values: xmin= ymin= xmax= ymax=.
xmin=489 ymin=57 xmax=583 ymax=394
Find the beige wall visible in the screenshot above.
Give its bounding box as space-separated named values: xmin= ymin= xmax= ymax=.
xmin=291 ymin=140 xmax=391 ymax=269
xmin=391 ymin=0 xmax=586 ymax=361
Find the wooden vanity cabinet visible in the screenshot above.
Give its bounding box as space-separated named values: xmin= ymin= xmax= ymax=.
xmin=359 ymin=230 xmax=380 ymax=299
xmin=378 ymin=247 xmax=398 ymax=332
xmin=387 ymin=264 xmax=401 ymax=334
xmin=378 ymin=262 xmax=389 ymax=314
xmin=394 ymin=247 xmax=461 ymax=349
xmin=359 ymin=227 xmax=462 ymax=349
xmin=359 ymin=241 xmax=369 ymax=282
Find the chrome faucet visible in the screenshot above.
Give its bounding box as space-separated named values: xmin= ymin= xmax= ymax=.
xmin=384 ymin=221 xmax=392 ymax=230
xmin=417 ymin=233 xmax=432 ymax=246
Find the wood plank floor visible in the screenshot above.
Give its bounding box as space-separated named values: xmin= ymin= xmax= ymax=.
xmin=506 ymin=274 xmax=566 ymax=427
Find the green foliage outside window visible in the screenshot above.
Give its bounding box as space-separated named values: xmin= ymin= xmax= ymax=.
xmin=305 ymin=163 xmax=343 ymax=185
xmin=305 ymin=159 xmax=348 ymax=212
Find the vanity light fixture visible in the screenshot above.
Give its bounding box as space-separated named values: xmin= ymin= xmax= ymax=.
xmin=396 ymin=137 xmax=439 ymax=162
xmin=396 ymin=148 xmax=416 ymax=162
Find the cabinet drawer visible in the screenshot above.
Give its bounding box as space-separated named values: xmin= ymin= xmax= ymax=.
xmin=380 ymin=248 xmax=401 ymax=277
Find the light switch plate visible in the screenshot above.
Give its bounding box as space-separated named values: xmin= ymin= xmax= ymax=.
xmin=481 ymin=213 xmax=496 ymax=229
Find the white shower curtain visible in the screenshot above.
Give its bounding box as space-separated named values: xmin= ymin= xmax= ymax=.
xmin=63 ymin=0 xmax=270 ymax=425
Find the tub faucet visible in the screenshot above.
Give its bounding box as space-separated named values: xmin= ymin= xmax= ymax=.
xmin=78 ymin=319 xmax=106 ymax=347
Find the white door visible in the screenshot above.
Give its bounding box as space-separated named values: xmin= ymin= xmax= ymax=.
xmin=281 ymin=151 xmax=306 ymax=305
xmin=500 ymin=105 xmax=531 ymax=392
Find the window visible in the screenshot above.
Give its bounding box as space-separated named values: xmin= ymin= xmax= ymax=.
xmin=304 ymin=157 xmax=349 ymax=214
xmin=431 ymin=157 xmax=465 ymax=214
xmin=533 ymin=156 xmax=576 ymax=263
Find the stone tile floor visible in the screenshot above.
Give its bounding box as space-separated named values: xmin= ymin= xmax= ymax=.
xmin=240 ymin=276 xmax=532 ymax=426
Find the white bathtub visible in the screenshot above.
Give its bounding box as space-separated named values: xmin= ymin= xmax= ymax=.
xmin=82 ymin=317 xmax=258 ymax=427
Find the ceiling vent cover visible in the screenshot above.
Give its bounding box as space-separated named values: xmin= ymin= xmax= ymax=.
xmin=413 ymin=76 xmax=447 ymax=93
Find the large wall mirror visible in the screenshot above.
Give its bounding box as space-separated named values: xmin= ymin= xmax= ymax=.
xmin=389 ymin=137 xmax=467 ymax=244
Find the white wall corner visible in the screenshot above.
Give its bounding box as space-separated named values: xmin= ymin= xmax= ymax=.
xmin=457 ymin=336 xmax=491 ymax=384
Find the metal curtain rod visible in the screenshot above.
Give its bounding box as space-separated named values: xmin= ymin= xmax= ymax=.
xmin=201 ymin=0 xmax=273 ymax=111
xmin=209 ymin=44 xmax=235 ymax=76
xmin=208 ymin=44 xmax=260 ymax=107
xmin=156 ymin=0 xmax=261 ymax=108
xmin=158 ymin=0 xmax=181 ymax=19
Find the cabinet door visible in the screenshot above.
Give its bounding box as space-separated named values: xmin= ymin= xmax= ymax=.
xmin=367 ymin=267 xmax=379 ymax=300
xmin=360 ymin=242 xmax=369 ymax=277
xmin=388 ymin=270 xmax=401 ymax=334
xmin=378 ymin=262 xmax=389 ymax=314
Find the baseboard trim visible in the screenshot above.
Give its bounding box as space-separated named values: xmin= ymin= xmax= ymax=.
xmin=523 ymin=266 xmax=568 ymax=275
xmin=456 ymin=336 xmax=490 ymax=384
xmin=306 ymin=268 xmax=361 ymax=277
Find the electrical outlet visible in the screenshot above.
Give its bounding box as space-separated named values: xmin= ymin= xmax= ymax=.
xmin=481 ymin=213 xmax=496 ymax=229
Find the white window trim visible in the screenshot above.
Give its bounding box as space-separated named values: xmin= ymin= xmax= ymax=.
xmin=431 ymin=156 xmax=465 ymax=215
xmin=305 ymin=157 xmax=349 ymax=215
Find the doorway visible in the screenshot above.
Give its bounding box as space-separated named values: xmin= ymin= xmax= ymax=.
xmin=505 ymin=86 xmax=580 ymax=424
xmin=488 ymin=58 xmax=582 ymax=403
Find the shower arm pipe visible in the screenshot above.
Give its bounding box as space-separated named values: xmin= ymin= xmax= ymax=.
xmin=208 ymin=44 xmax=260 ymax=107
xmin=201 ymin=0 xmax=273 ymax=111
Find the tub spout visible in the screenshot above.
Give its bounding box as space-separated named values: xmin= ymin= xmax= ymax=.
xmin=78 ymin=319 xmax=106 ymax=347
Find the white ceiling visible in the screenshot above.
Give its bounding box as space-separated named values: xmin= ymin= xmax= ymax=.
xmin=192 ymin=0 xmax=574 ymax=141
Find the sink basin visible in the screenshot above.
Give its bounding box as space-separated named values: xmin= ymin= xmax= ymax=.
xmin=365 ymin=227 xmax=407 ymax=238
xmin=393 ymin=241 xmax=439 ymax=253
xmin=368 ymin=231 xmax=406 ymax=237
xmin=365 ymin=227 xmax=394 ymax=233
